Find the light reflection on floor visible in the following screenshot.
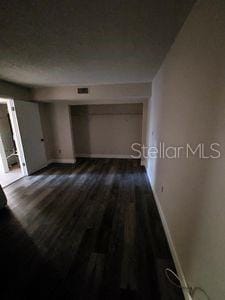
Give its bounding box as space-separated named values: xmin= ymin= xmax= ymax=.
xmin=0 ymin=165 xmax=24 ymax=188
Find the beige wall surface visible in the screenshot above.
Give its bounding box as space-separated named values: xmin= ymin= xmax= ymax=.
xmin=39 ymin=103 xmax=54 ymax=160
xmin=39 ymin=103 xmax=75 ymax=162
xmin=32 ymin=82 xmax=151 ymax=103
xmin=145 ymin=0 xmax=225 ymax=299
xmin=71 ymin=104 xmax=143 ymax=158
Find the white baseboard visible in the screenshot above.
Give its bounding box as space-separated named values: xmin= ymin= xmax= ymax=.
xmin=145 ymin=167 xmax=192 ymax=300
xmin=48 ymin=158 xmax=76 ymax=164
xmin=76 ymin=154 xmax=134 ymax=159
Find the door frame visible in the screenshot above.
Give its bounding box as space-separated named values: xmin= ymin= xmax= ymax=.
xmin=0 ymin=98 xmax=28 ymax=176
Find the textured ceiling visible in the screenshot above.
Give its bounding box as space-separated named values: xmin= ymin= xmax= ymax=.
xmin=0 ymin=0 xmax=195 ymax=87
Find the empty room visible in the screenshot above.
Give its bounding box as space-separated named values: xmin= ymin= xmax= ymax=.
xmin=0 ymin=1 xmax=224 ymax=299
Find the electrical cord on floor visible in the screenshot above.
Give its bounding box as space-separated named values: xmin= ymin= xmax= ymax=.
xmin=164 ymin=268 xmax=210 ymax=299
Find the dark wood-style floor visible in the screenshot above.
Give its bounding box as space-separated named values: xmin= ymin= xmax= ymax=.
xmin=0 ymin=158 xmax=184 ymax=300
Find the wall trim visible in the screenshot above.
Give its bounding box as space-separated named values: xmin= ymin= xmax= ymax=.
xmin=145 ymin=166 xmax=192 ymax=300
xmin=48 ymin=158 xmax=76 ymax=164
xmin=76 ymin=154 xmax=134 ymax=159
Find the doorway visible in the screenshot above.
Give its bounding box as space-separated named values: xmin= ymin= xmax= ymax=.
xmin=0 ymin=100 xmax=23 ymax=187
xmin=70 ymin=104 xmax=143 ymax=159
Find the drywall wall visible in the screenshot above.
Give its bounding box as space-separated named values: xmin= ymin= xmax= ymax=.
xmin=0 ymin=80 xmax=31 ymax=100
xmin=39 ymin=103 xmax=75 ymax=163
xmin=39 ymin=103 xmax=54 ymax=161
xmin=145 ymin=0 xmax=225 ymax=299
xmin=71 ymin=104 xmax=143 ymax=158
xmin=32 ymin=82 xmax=151 ymax=103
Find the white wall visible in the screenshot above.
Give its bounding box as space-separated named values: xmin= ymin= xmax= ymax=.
xmin=71 ymin=104 xmax=143 ymax=158
xmin=145 ymin=0 xmax=225 ymax=299
xmin=39 ymin=103 xmax=75 ymax=163
xmin=32 ymin=82 xmax=151 ymax=104
xmin=36 ymin=83 xmax=150 ymax=162
xmin=39 ymin=103 xmax=55 ymax=161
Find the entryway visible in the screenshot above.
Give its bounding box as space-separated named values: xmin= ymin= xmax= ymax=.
xmin=0 ymin=97 xmax=47 ymax=187
xmin=0 ymin=100 xmax=23 ymax=187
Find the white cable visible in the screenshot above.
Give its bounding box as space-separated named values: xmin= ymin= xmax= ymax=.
xmin=165 ymin=268 xmax=190 ymax=291
xmin=164 ymin=268 xmax=210 ymax=300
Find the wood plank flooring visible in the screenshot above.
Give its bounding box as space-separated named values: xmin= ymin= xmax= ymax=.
xmin=0 ymin=158 xmax=184 ymax=300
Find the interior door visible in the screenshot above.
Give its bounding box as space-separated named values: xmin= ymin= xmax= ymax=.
xmin=13 ymin=100 xmax=47 ymax=175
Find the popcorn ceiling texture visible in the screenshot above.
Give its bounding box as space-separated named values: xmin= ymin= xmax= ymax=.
xmin=0 ymin=0 xmax=195 ymax=87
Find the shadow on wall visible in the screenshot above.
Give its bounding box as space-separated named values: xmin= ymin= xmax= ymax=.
xmin=71 ymin=106 xmax=91 ymax=156
xmin=145 ymin=12 xmax=225 ymax=295
xmin=148 ymin=91 xmax=225 ymax=267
